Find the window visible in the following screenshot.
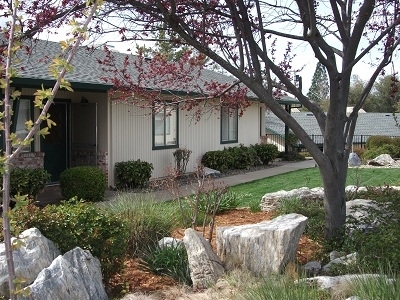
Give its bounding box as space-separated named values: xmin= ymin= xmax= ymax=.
xmin=153 ymin=105 xmax=178 ymax=149
xmin=13 ymin=98 xmax=32 ymax=152
xmin=221 ymin=106 xmax=238 ymax=143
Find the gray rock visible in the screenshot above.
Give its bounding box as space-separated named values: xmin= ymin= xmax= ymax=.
xmin=302 ymin=261 xmax=322 ymax=276
xmin=348 ymin=152 xmax=361 ymax=167
xmin=158 ymin=237 xmax=183 ymax=248
xmin=21 ymin=247 xmax=108 ymax=300
xmin=183 ymin=228 xmax=225 ymax=289
xmin=369 ymin=154 xmax=395 ymax=166
xmin=216 ymin=213 xmax=307 ymax=276
xmin=299 ymin=274 xmax=392 ymax=291
xmin=203 ymin=167 xmax=221 ymax=177
xmin=346 ymin=199 xmax=381 ymax=233
xmin=322 ymin=252 xmax=357 ymax=273
xmin=0 ymin=228 xmax=61 ymax=297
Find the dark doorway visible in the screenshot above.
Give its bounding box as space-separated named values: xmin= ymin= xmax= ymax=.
xmin=41 ymin=102 xmax=69 ymax=183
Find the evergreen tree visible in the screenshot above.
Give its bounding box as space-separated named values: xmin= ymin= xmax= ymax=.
xmin=307 ymin=62 xmax=330 ymax=104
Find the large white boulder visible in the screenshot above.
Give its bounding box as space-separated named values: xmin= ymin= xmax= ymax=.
xmin=216 ymin=213 xmax=307 ymax=276
xmin=0 ymin=228 xmax=61 ymax=297
xmin=21 ymin=247 xmax=108 ymax=300
xmin=183 ymin=228 xmax=225 ymax=289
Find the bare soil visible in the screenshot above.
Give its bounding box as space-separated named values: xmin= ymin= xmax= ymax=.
xmin=109 ymin=208 xmax=321 ymax=299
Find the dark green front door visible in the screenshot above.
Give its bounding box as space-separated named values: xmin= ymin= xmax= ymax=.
xmin=41 ymin=102 xmax=69 ymax=182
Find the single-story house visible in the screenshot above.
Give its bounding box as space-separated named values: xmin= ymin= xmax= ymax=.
xmin=6 ymin=38 xmax=266 ymax=186
xmin=266 ymin=110 xmax=400 ymax=151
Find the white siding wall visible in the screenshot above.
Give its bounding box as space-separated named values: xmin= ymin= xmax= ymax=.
xmin=108 ymin=101 xmax=263 ymax=185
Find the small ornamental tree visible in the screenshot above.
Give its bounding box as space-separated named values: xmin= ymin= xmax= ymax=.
xmin=0 ymin=1 xmax=100 ymax=298
xmin=91 ymin=0 xmax=400 ymax=241
xmin=307 ymin=62 xmax=329 ymax=104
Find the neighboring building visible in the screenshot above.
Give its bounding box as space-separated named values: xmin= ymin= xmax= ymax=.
xmin=266 ymin=110 xmax=400 ymax=151
xmin=6 ymin=39 xmax=265 ymax=186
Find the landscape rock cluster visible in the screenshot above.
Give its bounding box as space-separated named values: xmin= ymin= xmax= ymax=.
xmin=0 ymin=228 xmax=108 ymax=300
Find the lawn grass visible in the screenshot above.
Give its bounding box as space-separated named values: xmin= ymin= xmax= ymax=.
xmin=230 ymin=167 xmax=400 ymax=207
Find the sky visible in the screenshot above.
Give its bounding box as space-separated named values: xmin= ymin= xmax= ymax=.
xmin=1 ymin=4 xmax=395 ymax=95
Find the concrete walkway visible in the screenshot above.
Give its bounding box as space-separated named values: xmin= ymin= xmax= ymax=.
xmin=36 ymin=159 xmax=316 ymax=205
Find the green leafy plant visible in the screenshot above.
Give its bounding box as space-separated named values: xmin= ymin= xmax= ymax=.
xmin=0 ymin=167 xmax=51 ymax=201
xmin=201 ymin=150 xmax=234 ymax=172
xmin=138 ymin=242 xmax=192 ymax=286
xmin=59 ymin=166 xmax=106 ymax=201
xmin=365 ymin=135 xmax=393 ymax=150
xmin=11 ymin=198 xmax=129 ymax=280
xmin=115 ymin=159 xmax=153 ymax=190
xmin=251 ymin=143 xmax=279 ymax=165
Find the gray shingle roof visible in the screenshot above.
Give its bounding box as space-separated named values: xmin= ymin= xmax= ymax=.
xmin=14 ymin=38 xmax=241 ymax=94
xmin=266 ymin=111 xmax=400 ymax=137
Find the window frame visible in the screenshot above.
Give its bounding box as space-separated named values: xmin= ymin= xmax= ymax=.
xmin=220 ymin=106 xmax=238 ymax=144
xmin=11 ymin=97 xmax=34 ymax=152
xmin=152 ymin=104 xmax=179 ymax=150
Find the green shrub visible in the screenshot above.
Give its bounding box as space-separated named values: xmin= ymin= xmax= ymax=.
xmin=12 ymin=199 xmax=129 ymax=280
xmin=279 ymin=151 xmax=306 ymax=161
xmin=138 ymin=242 xmax=192 ymax=286
xmin=363 ymin=144 xmax=400 ymax=159
xmin=5 ymin=167 xmax=51 ymax=200
xmin=98 ymin=194 xmax=177 ymax=256
xmin=201 ymin=150 xmax=234 ymax=172
xmin=227 ymin=145 xmax=257 ymax=169
xmin=251 ymin=143 xmax=279 ymax=165
xmin=365 ymin=135 xmax=393 ymax=150
xmin=115 ymin=160 xmax=153 ymax=190
xmin=59 ymin=166 xmax=106 ymax=201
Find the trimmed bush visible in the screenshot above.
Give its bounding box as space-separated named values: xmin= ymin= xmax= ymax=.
xmin=365 ymin=135 xmax=393 ymax=150
xmin=11 ymin=199 xmax=129 ymax=280
xmin=201 ymin=150 xmax=234 ymax=172
xmin=227 ymin=145 xmax=258 ymax=169
xmin=59 ymin=166 xmax=106 ymax=201
xmin=115 ymin=159 xmax=153 ymax=190
xmin=251 ymin=143 xmax=279 ymax=165
xmin=3 ymin=167 xmax=51 ymax=200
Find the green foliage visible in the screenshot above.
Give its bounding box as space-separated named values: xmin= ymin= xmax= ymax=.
xmin=363 ymin=144 xmax=400 ymax=159
xmin=12 ymin=199 xmax=129 ymax=280
xmin=274 ymin=197 xmax=325 ymax=242
xmin=339 ymin=189 xmax=400 ymax=273
xmin=196 ymin=189 xmax=240 ymax=214
xmin=348 ymin=269 xmax=400 ymax=300
xmin=201 ymin=143 xmax=278 ymax=172
xmin=115 ymin=159 xmax=153 ymax=190
xmin=226 ymin=145 xmax=259 ymax=169
xmin=307 ymin=62 xmax=330 ymax=104
xmin=138 ymin=242 xmax=192 ymax=286
xmin=59 ymin=166 xmax=106 ymax=201
xmin=3 ymin=167 xmax=51 ymax=200
xmin=365 ymin=135 xmax=393 ymax=150
xmin=251 ymin=143 xmax=279 ymax=165
xmin=279 ymin=151 xmax=306 ymax=161
xmin=98 ymin=194 xmax=177 ymax=256
xmin=201 ymin=150 xmax=234 ymax=172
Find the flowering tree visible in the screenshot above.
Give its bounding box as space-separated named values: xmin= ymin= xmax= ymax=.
xmin=92 ymin=0 xmax=400 ymax=240
xmin=0 ymin=1 xmax=99 ymax=298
